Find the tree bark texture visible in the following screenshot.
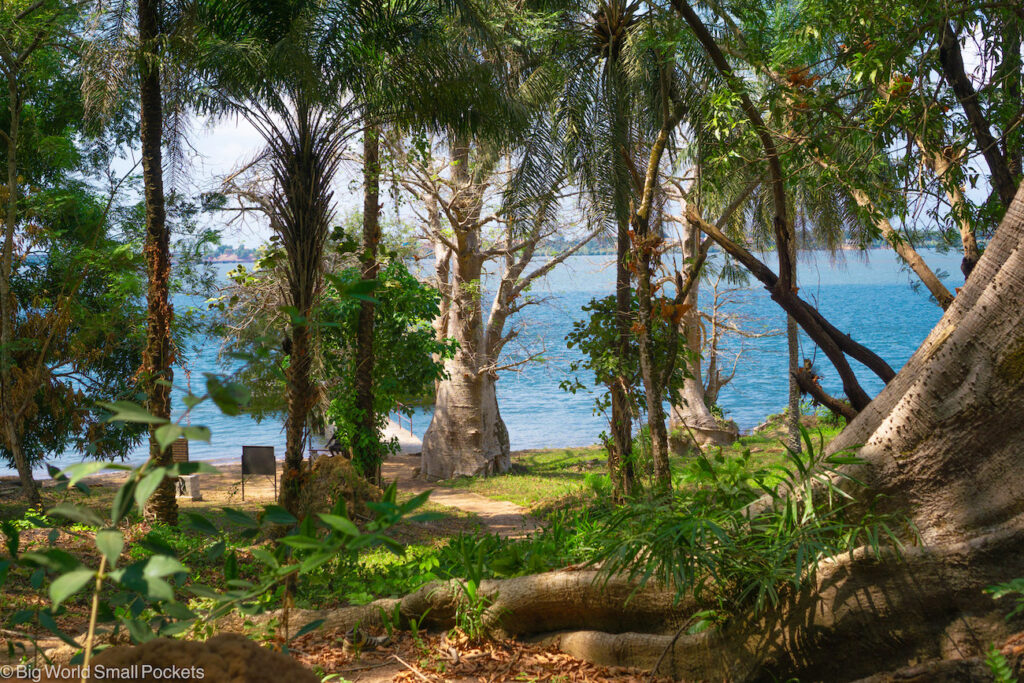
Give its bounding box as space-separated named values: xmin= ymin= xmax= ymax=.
xmin=138 ymin=0 xmax=177 ymax=525
xmin=421 ymin=243 xmax=510 ymax=479
xmin=353 ymin=126 xmax=381 ymax=484
xmin=609 ymin=214 xmax=635 ymax=495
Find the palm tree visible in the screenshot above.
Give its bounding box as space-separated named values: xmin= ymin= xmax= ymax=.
xmin=135 ymin=0 xmax=178 ymax=524
xmin=536 ymin=0 xmax=655 ymax=497
xmin=197 ymin=0 xmax=511 ymax=511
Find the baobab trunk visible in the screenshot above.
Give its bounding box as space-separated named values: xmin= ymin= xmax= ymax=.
xmin=566 ymin=185 xmax=1024 ymax=678
xmin=669 ymin=216 xmax=736 ymax=449
xmin=138 ymin=0 xmax=177 ymax=525
xmin=421 ymin=245 xmax=510 ymax=479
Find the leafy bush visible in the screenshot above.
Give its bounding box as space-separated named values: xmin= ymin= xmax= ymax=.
xmin=591 ymin=426 xmax=910 ymax=614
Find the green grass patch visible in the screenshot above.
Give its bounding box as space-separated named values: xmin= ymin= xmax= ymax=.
xmin=439 ymin=446 xmax=607 ymax=510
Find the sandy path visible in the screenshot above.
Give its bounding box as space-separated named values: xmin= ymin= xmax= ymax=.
xmin=381 ymin=454 xmax=540 ymax=539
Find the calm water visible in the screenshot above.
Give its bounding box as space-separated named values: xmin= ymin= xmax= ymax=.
xmin=17 ymin=249 xmax=962 ymax=476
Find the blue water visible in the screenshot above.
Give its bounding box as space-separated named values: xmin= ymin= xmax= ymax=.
xmin=15 ymin=249 xmax=963 ymax=476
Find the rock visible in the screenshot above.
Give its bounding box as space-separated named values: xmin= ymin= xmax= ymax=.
xmin=669 ymin=418 xmax=739 ymax=455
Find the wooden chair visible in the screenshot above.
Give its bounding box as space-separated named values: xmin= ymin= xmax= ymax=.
xmin=241 ymin=446 xmax=276 ymax=500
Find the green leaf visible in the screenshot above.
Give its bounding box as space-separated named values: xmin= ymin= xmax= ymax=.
xmin=205 ymin=375 xmax=250 ymax=416
xmin=171 ymin=462 xmax=219 ymax=476
xmin=158 ymin=620 xmax=194 ymax=637
xmin=97 ymin=401 xmax=169 ymax=425
xmin=154 ymin=424 xmax=184 ymax=452
xmin=122 ymin=617 xmax=157 ymax=643
xmin=21 ymin=548 xmax=80 ymax=573
xmin=182 ymin=394 xmax=205 ymax=410
xmin=48 ymin=503 xmax=104 ymax=528
xmin=262 ymin=505 xmax=297 ymax=526
xmin=317 ymin=514 xmax=359 ymax=536
xmin=182 ymin=512 xmax=219 ymax=536
xmin=251 ymin=548 xmax=279 ymax=568
xmin=143 ymin=556 xmax=187 ymax=579
xmin=279 ymin=536 xmax=325 ymax=550
xmin=181 ymin=426 xmax=212 ymax=442
xmin=111 ymin=480 xmax=138 ymax=526
xmin=50 ymin=568 xmax=95 ymax=606
xmin=58 ymin=462 xmax=111 ymax=488
xmin=293 ymin=619 xmax=325 ymax=639
xmin=135 ymin=468 xmax=168 ymax=511
xmin=221 ymin=508 xmax=259 ymax=528
xmin=38 ymin=611 xmax=81 ymax=647
xmin=95 ymin=530 xmax=124 ymax=568
xmin=162 ymin=602 xmax=197 ymax=621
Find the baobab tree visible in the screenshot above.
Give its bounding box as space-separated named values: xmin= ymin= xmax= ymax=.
xmin=391 ymin=137 xmax=599 ymax=479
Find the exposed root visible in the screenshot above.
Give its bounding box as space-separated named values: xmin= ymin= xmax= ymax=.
xmin=272 ymin=529 xmax=1024 ymax=681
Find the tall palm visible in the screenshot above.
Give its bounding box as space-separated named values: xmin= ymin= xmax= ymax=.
xmin=82 ymin=0 xmax=192 ymax=523
xmin=535 ymin=1 xmax=654 ymax=497
xmin=197 ymin=0 xmax=507 ymax=512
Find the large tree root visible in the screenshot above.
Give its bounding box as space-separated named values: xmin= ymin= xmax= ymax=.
xmin=272 ymin=529 xmax=1024 ymax=681
xmin=281 ymin=570 xmax=686 ymax=639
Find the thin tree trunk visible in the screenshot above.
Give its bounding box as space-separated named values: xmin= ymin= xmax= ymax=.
xmin=848 ymin=183 xmax=955 ymax=308
xmin=281 ymin=320 xmax=311 ymax=512
xmin=785 ymin=236 xmax=801 ymax=453
xmin=610 ymin=216 xmax=635 ymax=497
xmin=938 ymin=20 xmax=1019 ymax=208
xmin=353 ymin=126 xmax=380 ymax=484
xmin=910 ymin=135 xmax=982 ymax=277
xmin=635 ymin=241 xmax=671 ymax=488
xmin=0 ymin=69 xmax=38 ymax=503
xmin=138 ymin=0 xmax=177 ymax=525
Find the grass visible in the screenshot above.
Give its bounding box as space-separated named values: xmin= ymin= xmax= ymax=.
xmin=439 ymin=446 xmax=607 ymax=509
xmin=437 ymin=412 xmax=847 ymax=514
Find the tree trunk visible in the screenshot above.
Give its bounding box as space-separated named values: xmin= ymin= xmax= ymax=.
xmin=635 ymin=232 xmax=672 ymax=488
xmin=138 ymin=0 xmax=177 ymax=525
xmin=0 ymin=69 xmax=38 ymax=504
xmin=421 ymin=237 xmax=510 ymax=479
xmin=784 ymin=236 xmax=801 ymax=453
xmin=609 ymin=217 xmax=635 ymax=496
xmin=353 ymin=126 xmax=381 ymax=484
xmin=938 ymin=20 xmax=1019 ymax=208
xmin=669 ymin=214 xmax=733 ymax=449
xmin=913 ymin=135 xmax=982 ymax=278
xmin=281 ymin=320 xmax=311 ymax=512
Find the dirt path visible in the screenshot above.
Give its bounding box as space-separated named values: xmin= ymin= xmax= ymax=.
xmin=382 ymin=454 xmax=540 ymax=539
